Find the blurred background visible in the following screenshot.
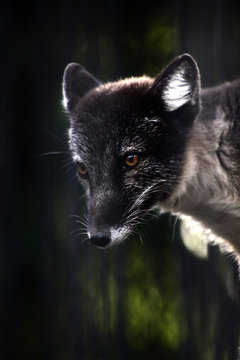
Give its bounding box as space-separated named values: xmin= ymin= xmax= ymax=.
xmin=1 ymin=0 xmax=240 ymax=359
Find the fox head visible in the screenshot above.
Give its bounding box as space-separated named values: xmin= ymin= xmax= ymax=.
xmin=63 ymin=54 xmax=201 ymax=248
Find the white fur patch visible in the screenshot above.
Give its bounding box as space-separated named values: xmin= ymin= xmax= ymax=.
xmin=144 ymin=117 xmax=160 ymax=123
xmin=180 ymin=214 xmax=236 ymax=259
xmin=180 ymin=215 xmax=209 ymax=259
xmin=62 ymin=81 xmax=68 ymax=110
xmin=110 ymin=226 xmax=130 ymax=245
xmin=68 ymin=128 xmax=73 ymax=141
xmin=163 ymin=69 xmax=191 ymax=111
xmin=72 ymin=154 xmax=82 ymax=163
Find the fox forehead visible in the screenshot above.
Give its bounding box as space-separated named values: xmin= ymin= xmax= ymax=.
xmin=70 ymin=76 xmax=157 ymax=124
xmin=69 ymin=82 xmax=165 ymax=160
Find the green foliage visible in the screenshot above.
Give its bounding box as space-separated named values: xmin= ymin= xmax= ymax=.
xmin=125 ymin=244 xmax=185 ymax=352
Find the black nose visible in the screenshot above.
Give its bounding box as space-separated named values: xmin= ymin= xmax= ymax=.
xmin=90 ymin=233 xmax=111 ymax=248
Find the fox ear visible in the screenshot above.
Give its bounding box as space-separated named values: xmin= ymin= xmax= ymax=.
xmin=151 ymin=54 xmax=201 ymax=113
xmin=62 ymin=63 xmax=101 ymax=112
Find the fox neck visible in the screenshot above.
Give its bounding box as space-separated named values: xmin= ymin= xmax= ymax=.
xmin=164 ymin=101 xmax=240 ymax=254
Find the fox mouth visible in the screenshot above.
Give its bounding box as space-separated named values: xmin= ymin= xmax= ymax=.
xmin=88 ymin=202 xmax=158 ymax=249
xmin=88 ymin=184 xmax=162 ymax=249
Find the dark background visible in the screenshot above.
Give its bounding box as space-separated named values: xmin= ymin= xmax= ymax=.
xmin=1 ymin=0 xmax=240 ymax=359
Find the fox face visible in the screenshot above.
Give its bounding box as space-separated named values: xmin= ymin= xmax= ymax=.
xmin=63 ymin=54 xmax=201 ymax=248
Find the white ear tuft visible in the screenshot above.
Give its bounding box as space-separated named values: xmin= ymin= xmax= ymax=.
xmin=162 ymin=67 xmax=191 ymax=111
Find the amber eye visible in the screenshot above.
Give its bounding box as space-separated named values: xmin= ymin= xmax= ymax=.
xmin=77 ymin=162 xmax=87 ymax=176
xmin=125 ymin=154 xmax=140 ymax=168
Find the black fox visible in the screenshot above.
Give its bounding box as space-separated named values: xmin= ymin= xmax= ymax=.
xmin=62 ymin=54 xmax=240 ymax=257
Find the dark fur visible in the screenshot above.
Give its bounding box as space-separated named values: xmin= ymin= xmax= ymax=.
xmin=63 ymin=54 xmax=240 ymax=255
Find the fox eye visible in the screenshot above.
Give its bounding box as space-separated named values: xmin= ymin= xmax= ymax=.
xmin=124 ymin=154 xmax=140 ymax=168
xmin=77 ymin=162 xmax=87 ymax=176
